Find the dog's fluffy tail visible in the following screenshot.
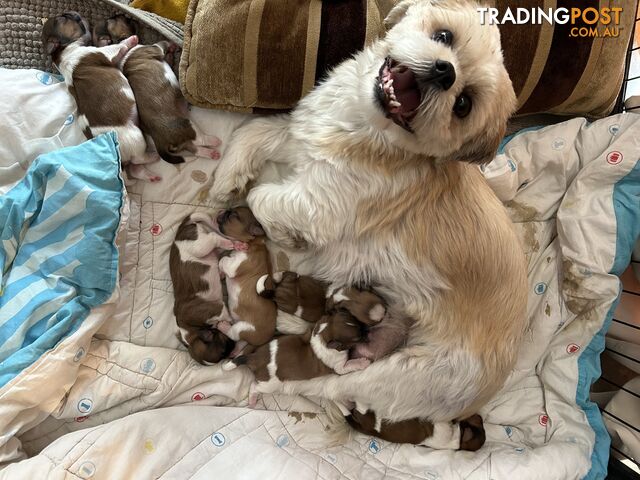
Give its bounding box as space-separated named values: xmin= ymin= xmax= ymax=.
xmin=321 ymin=401 xmax=353 ymax=447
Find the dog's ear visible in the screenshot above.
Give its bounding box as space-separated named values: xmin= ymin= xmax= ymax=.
xmin=384 ymin=0 xmax=419 ymax=29
xmin=45 ymin=36 xmax=60 ymax=55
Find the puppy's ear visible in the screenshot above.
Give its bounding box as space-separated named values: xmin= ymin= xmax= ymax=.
xmin=384 ymin=0 xmax=418 ymax=29
xmin=248 ymin=221 xmax=265 ymax=238
xmin=45 ymin=37 xmax=60 ymax=55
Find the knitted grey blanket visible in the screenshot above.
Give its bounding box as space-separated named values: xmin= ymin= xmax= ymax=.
xmin=0 ymin=0 xmax=184 ymax=71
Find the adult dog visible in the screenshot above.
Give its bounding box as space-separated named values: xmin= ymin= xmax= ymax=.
xmin=212 ymin=0 xmax=527 ymax=424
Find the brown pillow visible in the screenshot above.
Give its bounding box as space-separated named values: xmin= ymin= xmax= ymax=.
xmin=180 ymin=0 xmax=635 ymax=118
xmin=180 ymin=0 xmax=396 ymax=112
xmin=496 ymin=0 xmax=637 ymax=117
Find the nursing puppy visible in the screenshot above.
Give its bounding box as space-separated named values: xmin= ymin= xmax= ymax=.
xmin=92 ymin=14 xmax=137 ymax=47
xmin=211 ymin=0 xmax=528 ymax=427
xmin=120 ymin=41 xmax=222 ymax=164
xmin=328 ymin=287 xmax=410 ymax=361
xmin=42 ymin=12 xmax=161 ymax=182
xmin=257 ymin=271 xmax=328 ymax=323
xmin=224 ymin=311 xmax=369 ymax=406
xmin=347 ymin=410 xmax=486 ymax=451
xmin=215 ymin=207 xmax=277 ymax=350
xmin=170 ymin=212 xmax=246 ymax=365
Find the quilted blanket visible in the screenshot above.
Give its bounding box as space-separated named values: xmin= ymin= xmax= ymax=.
xmin=0 ymin=68 xmax=639 ymax=479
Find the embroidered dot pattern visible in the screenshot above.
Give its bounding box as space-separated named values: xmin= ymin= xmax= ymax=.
xmin=534 ymin=282 xmax=547 ymax=295
xmin=77 ymin=398 xmax=93 ymax=414
xmin=142 ymin=316 xmax=153 ymax=329
xmin=566 ymin=343 xmax=580 ymax=354
xmin=368 ymin=439 xmax=381 ymax=454
xmin=191 ymin=170 xmax=208 ymax=183
xmin=74 ymin=347 xmax=85 ymax=362
xmin=211 ymin=432 xmax=226 ymax=447
xmin=140 ymin=358 xmax=156 ymax=374
xmin=78 ymin=461 xmax=96 ymax=478
xmin=192 ymin=392 xmax=205 ymax=401
xmin=606 ymin=151 xmax=623 ymax=165
xmin=539 ymin=414 xmax=549 ymax=427
xmin=276 ymin=434 xmax=289 ymax=448
xmin=150 ymin=224 xmax=162 ymax=236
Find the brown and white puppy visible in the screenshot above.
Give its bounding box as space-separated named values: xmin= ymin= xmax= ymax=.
xmin=92 ymin=14 xmax=138 ymax=47
xmin=347 ymin=410 xmax=486 ymax=451
xmin=170 ymin=212 xmax=246 ymax=365
xmin=328 ymin=286 xmax=411 ymax=361
xmin=215 ymin=207 xmax=276 ymax=351
xmin=42 ymin=12 xmax=161 ymax=182
xmin=120 ymin=41 xmax=221 ymax=165
xmin=257 ymin=271 xmax=328 ymax=333
xmin=224 ymin=311 xmax=369 ymax=406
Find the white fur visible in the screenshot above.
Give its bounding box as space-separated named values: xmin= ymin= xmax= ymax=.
xmin=211 ymin=0 xmax=515 ymax=425
xmin=309 ymin=324 xmax=367 ymax=375
xmin=221 ymin=321 xmax=256 ymax=341
xmin=275 ymin=311 xmax=310 ymax=334
xmin=178 ymin=327 xmax=189 ymax=345
xmin=331 ymin=289 xmax=349 ymax=303
xmin=420 ymin=421 xmax=461 ymax=450
xmin=256 ymin=274 xmax=268 ymax=295
xmin=294 ymin=306 xmax=304 ymax=317
xmin=272 ymin=271 xmax=284 ymax=283
xmin=219 ymin=252 xmax=249 ymax=320
xmin=368 ymin=304 xmax=386 ymax=322
xmin=162 ymin=62 xmax=180 ymax=89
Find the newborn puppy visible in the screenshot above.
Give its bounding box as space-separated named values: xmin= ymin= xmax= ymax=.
xmin=170 ymin=212 xmax=246 ymax=365
xmin=120 ymin=41 xmax=221 ymax=164
xmin=329 ymin=287 xmax=411 ymax=361
xmin=347 ymin=410 xmax=486 ymax=452
xmin=42 ymin=12 xmax=161 ymax=182
xmin=215 ymin=207 xmax=276 ymax=352
xmin=257 ymin=271 xmax=328 ymax=323
xmin=224 ymin=311 xmax=369 ymax=406
xmin=93 ymin=14 xmax=138 ymax=47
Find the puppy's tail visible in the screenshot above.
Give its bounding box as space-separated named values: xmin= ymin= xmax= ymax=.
xmin=256 ymin=273 xmax=277 ymax=298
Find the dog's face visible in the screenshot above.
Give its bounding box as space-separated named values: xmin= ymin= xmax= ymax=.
xmin=42 ymin=11 xmax=90 ymax=56
xmin=217 ymin=207 xmax=265 ymax=242
xmin=320 ymin=311 xmax=365 ymax=351
xmin=368 ymin=0 xmax=516 ymax=163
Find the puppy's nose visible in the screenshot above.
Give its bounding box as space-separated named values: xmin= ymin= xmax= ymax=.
xmin=432 ymin=60 xmax=456 ymax=90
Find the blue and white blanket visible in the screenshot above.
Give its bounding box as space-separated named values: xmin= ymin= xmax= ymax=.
xmin=0 ymin=133 xmax=123 ymax=388
xmin=0 ymin=68 xmax=638 ymax=480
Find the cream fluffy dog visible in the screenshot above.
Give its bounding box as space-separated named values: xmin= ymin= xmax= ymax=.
xmin=212 ymin=0 xmax=528 ymax=425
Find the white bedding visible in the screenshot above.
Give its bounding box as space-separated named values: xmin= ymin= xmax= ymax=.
xmin=1 ymin=68 xmax=639 ymax=479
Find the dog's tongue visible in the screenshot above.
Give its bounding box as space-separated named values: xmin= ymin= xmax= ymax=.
xmin=390 ymin=67 xmax=420 ymax=114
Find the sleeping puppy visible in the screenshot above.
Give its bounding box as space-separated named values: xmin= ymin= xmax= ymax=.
xmin=42 ymin=12 xmax=161 ymax=182
xmin=224 ymin=311 xmax=369 ymax=406
xmin=210 ymin=0 xmax=528 ymax=427
xmin=170 ymin=212 xmax=246 ymax=365
xmin=215 ymin=207 xmax=277 ymax=352
xmin=347 ymin=410 xmax=486 ymax=451
xmin=328 ymin=287 xmax=411 ymax=361
xmin=257 ymin=271 xmax=328 ymax=334
xmin=92 ymin=14 xmax=138 ymax=47
xmin=120 ymin=41 xmax=222 ymax=164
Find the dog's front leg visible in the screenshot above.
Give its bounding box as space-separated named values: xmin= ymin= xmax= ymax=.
xmin=211 ymin=115 xmax=290 ymax=204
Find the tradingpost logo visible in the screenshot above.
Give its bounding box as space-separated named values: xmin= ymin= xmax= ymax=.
xmin=478 ymin=7 xmax=623 ymax=38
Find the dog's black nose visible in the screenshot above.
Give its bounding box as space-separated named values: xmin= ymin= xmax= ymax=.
xmin=432 ymin=60 xmax=456 ymax=90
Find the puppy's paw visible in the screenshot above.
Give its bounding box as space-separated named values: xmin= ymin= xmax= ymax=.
xmin=458 ymin=414 xmax=485 ymax=452
xmin=233 ymin=241 xmax=249 ymax=252
xmin=216 ymin=320 xmax=232 ymax=334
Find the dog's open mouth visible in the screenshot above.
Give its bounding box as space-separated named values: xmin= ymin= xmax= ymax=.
xmin=375 ymin=57 xmax=420 ymax=132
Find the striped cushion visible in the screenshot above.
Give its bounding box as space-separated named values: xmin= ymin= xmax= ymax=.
xmin=180 ymin=0 xmax=635 ymax=117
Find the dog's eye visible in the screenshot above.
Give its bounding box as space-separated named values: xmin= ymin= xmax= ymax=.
xmin=433 ymin=30 xmax=453 ymax=45
xmin=453 ymin=94 xmax=472 ymax=118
